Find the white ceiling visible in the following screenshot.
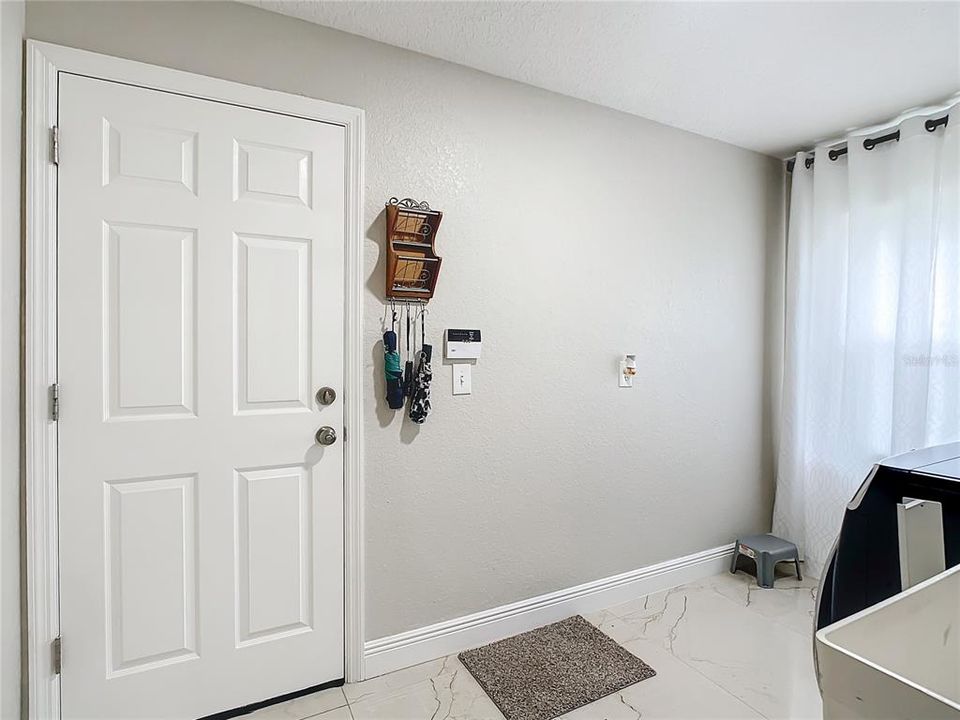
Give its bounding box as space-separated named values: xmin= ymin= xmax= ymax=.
xmin=248 ymin=1 xmax=960 ymax=157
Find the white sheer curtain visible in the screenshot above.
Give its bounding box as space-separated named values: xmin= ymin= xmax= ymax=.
xmin=773 ymin=103 xmax=960 ymax=577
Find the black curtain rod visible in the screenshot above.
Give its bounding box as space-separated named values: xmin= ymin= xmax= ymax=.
xmin=786 ymin=113 xmax=950 ymax=173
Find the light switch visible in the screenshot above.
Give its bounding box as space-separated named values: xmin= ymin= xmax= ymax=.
xmin=453 ymin=364 xmax=472 ymax=395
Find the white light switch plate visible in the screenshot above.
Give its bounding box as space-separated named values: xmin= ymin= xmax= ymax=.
xmin=453 ymin=364 xmax=472 ymax=395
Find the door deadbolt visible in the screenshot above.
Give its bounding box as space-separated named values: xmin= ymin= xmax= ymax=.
xmin=316 ymin=387 xmax=337 ymax=406
xmin=315 ymin=426 xmax=337 ymax=446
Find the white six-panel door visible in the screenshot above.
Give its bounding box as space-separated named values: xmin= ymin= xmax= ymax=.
xmin=57 ymin=73 xmax=346 ymax=719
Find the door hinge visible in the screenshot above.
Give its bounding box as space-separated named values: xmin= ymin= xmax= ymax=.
xmin=50 ymin=383 xmax=60 ymax=422
xmin=51 ymin=125 xmax=59 ymax=166
xmin=343 ymin=426 xmax=348 ymax=442
xmin=52 ymin=637 xmax=62 ymax=675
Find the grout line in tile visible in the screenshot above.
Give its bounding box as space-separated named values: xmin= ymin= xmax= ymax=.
xmin=289 ymin=687 xmax=348 ymax=719
xmin=727 ymin=573 xmax=821 ymax=639
xmin=707 ymin=574 xmax=817 ymax=631
xmin=310 ymin=696 xmax=352 ymax=719
xmin=671 ymin=650 xmax=774 ymax=720
xmin=652 ymin=581 xmax=797 ymax=720
xmin=298 ymin=689 xmax=349 ymax=718
xmin=342 ymin=575 xmax=818 ymax=720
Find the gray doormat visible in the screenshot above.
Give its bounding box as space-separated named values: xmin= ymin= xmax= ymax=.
xmin=458 ymin=615 xmax=656 ymax=720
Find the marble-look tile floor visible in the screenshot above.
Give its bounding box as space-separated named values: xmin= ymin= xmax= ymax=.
xmin=250 ymin=569 xmax=822 ymax=720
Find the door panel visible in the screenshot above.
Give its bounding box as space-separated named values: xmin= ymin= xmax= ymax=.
xmin=235 ymin=233 xmax=311 ymax=412
xmin=234 ymin=139 xmax=312 ymax=207
xmin=105 ymin=222 xmax=197 ymax=419
xmin=58 ymin=73 xmax=345 ymax=720
xmin=105 ymin=474 xmax=198 ymax=677
xmin=235 ymin=465 xmax=312 ymax=646
xmin=103 ymin=120 xmax=198 ymax=194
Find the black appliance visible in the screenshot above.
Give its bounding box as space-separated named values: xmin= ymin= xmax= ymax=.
xmin=816 ymin=442 xmax=960 ymax=631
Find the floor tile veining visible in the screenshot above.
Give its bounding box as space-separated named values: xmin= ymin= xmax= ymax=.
xmin=259 ymin=570 xmax=823 ymax=719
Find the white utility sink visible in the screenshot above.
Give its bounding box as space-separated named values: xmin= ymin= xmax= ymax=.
xmin=816 ymin=564 xmax=960 ymax=719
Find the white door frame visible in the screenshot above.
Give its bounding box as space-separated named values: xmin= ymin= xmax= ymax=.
xmin=24 ymin=40 xmax=366 ymax=719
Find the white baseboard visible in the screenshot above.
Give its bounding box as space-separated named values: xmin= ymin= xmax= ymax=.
xmin=363 ymin=543 xmax=735 ymax=679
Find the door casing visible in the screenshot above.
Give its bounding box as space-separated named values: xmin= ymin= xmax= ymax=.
xmin=24 ymin=40 xmax=366 ymax=720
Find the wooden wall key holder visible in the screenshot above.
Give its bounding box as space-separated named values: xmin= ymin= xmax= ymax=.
xmin=384 ymin=197 xmax=443 ymax=301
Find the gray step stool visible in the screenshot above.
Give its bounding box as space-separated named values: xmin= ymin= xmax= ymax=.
xmin=731 ymin=533 xmax=801 ymax=588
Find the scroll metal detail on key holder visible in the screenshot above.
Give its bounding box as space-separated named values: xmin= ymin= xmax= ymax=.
xmin=384 ymin=197 xmax=443 ymax=301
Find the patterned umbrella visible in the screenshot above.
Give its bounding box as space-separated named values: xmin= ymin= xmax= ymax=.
xmin=409 ymin=344 xmax=433 ymax=424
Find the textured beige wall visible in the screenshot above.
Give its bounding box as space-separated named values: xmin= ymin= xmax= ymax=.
xmin=25 ymin=0 xmax=784 ymax=641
